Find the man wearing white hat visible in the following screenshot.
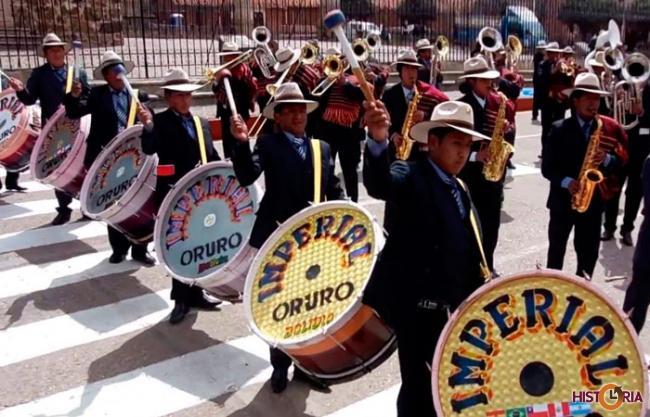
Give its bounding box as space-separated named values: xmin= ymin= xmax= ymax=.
xmin=138 ymin=67 xmax=222 ymax=324
xmin=542 ymin=72 xmax=628 ymax=278
xmin=457 ymin=55 xmax=516 ymax=277
xmin=532 ymin=40 xmax=547 ymax=122
xmin=362 ymin=99 xmax=491 ymax=417
xmin=211 ymin=41 xmax=257 ymax=159
xmin=65 ymin=50 xmax=154 ymax=267
xmin=415 ymin=38 xmax=443 ymax=87
xmin=229 ymin=81 xmax=343 ymax=394
xmin=9 ymin=33 xmax=90 ymax=222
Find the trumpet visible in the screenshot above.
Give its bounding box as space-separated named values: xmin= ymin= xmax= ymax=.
xmin=252 ymin=26 xmax=277 ymax=79
xmin=506 ymin=35 xmax=522 ymax=69
xmin=300 ymin=43 xmax=320 ymax=65
xmin=614 ymin=52 xmax=650 ymax=130
xmin=478 ymin=26 xmax=503 ymax=69
xmin=311 ymin=54 xmax=349 ymax=96
xmin=366 ymin=32 xmax=381 ymax=51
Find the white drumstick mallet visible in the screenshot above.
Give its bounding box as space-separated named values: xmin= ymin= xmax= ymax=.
xmin=72 ymin=40 xmax=82 ymax=80
xmin=115 ymin=65 xmax=154 ymax=129
xmin=223 ymin=77 xmax=238 ymax=117
xmin=324 ymin=9 xmax=375 ymax=103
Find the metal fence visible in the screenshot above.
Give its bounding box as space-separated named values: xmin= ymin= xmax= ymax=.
xmin=1 ymin=0 xmax=650 ymax=79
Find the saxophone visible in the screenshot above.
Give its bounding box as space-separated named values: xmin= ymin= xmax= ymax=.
xmin=572 ymin=116 xmax=605 ymax=213
xmin=483 ymin=92 xmax=514 ymax=181
xmin=396 ymin=85 xmax=421 ymax=160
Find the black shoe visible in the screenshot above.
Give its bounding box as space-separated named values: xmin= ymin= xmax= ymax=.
xmin=6 ymin=183 xmax=26 ymax=192
xmin=169 ymin=302 xmax=190 ymax=325
xmin=132 ymin=252 xmax=156 ymax=266
xmin=293 ymin=367 xmax=331 ymax=392
xmin=601 ymin=230 xmax=615 ymax=241
xmin=621 ymin=231 xmax=634 ymax=247
xmin=506 ymin=160 xmax=516 ymax=169
xmin=271 ymin=368 xmax=289 ymax=393
xmin=193 ymin=296 xmax=222 ymax=310
xmin=109 ymin=252 xmax=127 ymax=264
xmin=51 ymin=210 xmax=71 ymax=226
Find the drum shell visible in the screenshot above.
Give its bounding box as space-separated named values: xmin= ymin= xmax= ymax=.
xmin=30 ymin=106 xmax=90 ymax=198
xmin=80 ymin=125 xmax=158 ymax=244
xmin=0 ymin=90 xmax=41 ymax=172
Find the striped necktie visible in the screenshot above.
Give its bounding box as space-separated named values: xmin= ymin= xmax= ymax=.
xmin=182 ymin=117 xmax=197 ymax=141
xmin=447 ymin=179 xmax=467 ymax=219
xmin=290 ymin=136 xmax=307 ymax=160
xmin=53 ymin=66 xmax=66 ymax=84
xmin=112 ymin=90 xmax=128 ymax=131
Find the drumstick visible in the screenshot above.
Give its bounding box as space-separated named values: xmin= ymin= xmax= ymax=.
xmin=324 ymin=10 xmax=375 ymax=103
xmin=115 ymin=68 xmax=154 ymax=129
xmin=72 ymin=40 xmax=82 ymax=81
xmin=222 ymin=76 xmax=238 ymax=117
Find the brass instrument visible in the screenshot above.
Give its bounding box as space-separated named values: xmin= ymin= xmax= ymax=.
xmin=366 ymin=32 xmax=381 ymax=51
xmin=252 ymin=26 xmax=277 ymax=79
xmin=300 ymin=43 xmax=320 ymax=65
xmin=483 ymin=92 xmax=514 ymax=181
xmin=396 ymin=85 xmax=421 ymax=160
xmin=506 ymin=35 xmax=522 ymax=70
xmin=311 ymin=54 xmax=349 ymax=96
xmin=572 ymin=117 xmax=604 ymax=213
xmin=249 ymin=62 xmax=299 ymax=138
xmin=205 ymin=49 xmax=254 ymax=80
xmin=557 ymin=59 xmax=576 ymax=78
xmin=603 ymin=46 xmax=624 ymax=72
xmin=614 ymin=52 xmax=650 ymax=130
xmin=352 ymin=38 xmax=371 ymax=62
xmin=431 ymin=35 xmax=449 ymax=85
xmin=477 ymin=26 xmax=503 ymax=69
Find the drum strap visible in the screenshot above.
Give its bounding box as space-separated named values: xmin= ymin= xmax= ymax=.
xmin=193 ymin=115 xmax=208 ymax=165
xmin=126 ymin=90 xmax=138 ymax=128
xmin=65 ymin=66 xmax=74 ymax=94
xmin=310 ymin=139 xmax=322 ymax=204
xmin=457 ymin=178 xmax=492 ymax=282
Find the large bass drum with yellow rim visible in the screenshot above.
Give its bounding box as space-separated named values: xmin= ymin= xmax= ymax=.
xmin=432 ymin=269 xmax=647 ymax=417
xmin=244 ymin=201 xmax=396 ymax=382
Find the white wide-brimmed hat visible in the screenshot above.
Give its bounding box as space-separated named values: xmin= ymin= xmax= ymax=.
xmin=218 ymin=41 xmax=242 ymax=56
xmin=410 ymin=101 xmax=491 ymax=143
xmin=535 ymin=40 xmax=548 ymax=50
xmin=458 ymin=55 xmax=500 ymax=80
xmin=160 ymin=67 xmax=202 ymax=93
xmin=562 ymin=46 xmax=575 ymax=55
xmin=589 ymin=51 xmax=606 ymax=68
xmin=562 ymin=72 xmax=611 ymax=97
xmin=545 ymin=42 xmax=563 ymax=53
xmin=40 ymin=33 xmax=69 ymax=56
xmin=392 ymin=49 xmax=423 ymax=68
xmin=274 ymin=47 xmax=301 ymax=72
xmin=262 ymin=82 xmax=318 ymax=119
xmin=93 ymin=50 xmax=135 ymax=79
xmin=415 ymin=38 xmax=434 ymax=51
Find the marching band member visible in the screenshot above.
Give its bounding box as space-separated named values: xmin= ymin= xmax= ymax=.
xmin=586 ymin=51 xmax=613 ymax=116
xmin=138 ymin=68 xmax=223 ymax=325
xmin=532 ymin=40 xmax=547 ymax=123
xmin=381 ymin=48 xmax=449 ymax=235
xmin=415 ymin=38 xmax=443 ymax=88
xmin=212 ymin=41 xmax=257 ymax=159
xmin=0 ymin=73 xmax=23 ymax=192
xmin=623 ymin=154 xmax=650 ymax=333
xmin=9 ymin=33 xmax=90 ymax=222
xmin=539 ymin=42 xmax=568 ymax=154
xmin=314 ymin=47 xmax=365 ymax=202
xmin=362 ymin=99 xmax=490 ymax=417
xmin=458 ymin=55 xmax=516 ymax=276
xmin=542 ymin=73 xmax=628 ymax=278
xmin=65 ymin=51 xmax=155 ymax=267
xmin=228 ymin=82 xmax=343 ymax=394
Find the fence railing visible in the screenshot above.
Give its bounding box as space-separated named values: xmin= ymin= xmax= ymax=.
xmin=1 ymin=0 xmax=650 ymax=79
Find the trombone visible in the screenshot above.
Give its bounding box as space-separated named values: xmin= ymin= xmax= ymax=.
xmin=248 ymin=63 xmax=298 ymax=138
xmin=300 ymin=43 xmax=320 ymax=65
xmin=311 ymin=54 xmax=349 ymax=96
xmin=205 ymin=49 xmax=254 ymax=81
xmin=478 ymin=26 xmax=503 ymax=70
xmin=252 ymin=26 xmax=277 ymax=79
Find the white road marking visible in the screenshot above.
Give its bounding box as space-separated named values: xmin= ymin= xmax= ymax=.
xmin=0 ymin=198 xmax=80 ymax=220
xmin=0 ymin=221 xmax=107 ymax=253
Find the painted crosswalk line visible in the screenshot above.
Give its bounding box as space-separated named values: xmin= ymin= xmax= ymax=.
xmin=0 ymin=221 xmax=107 ymax=253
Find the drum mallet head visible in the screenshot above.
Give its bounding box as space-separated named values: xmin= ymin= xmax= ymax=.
xmin=324 ymin=9 xmax=346 ymax=31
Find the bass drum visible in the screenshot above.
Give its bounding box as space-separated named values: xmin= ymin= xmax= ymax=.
xmin=432 ymin=269 xmax=648 ymax=417
xmin=154 ymin=161 xmax=262 ymax=302
xmin=80 ymin=125 xmax=158 ymax=243
xmin=0 ymin=88 xmax=41 ymax=172
xmin=244 ymin=201 xmax=395 ymax=382
xmin=30 ymin=106 xmax=90 ymax=198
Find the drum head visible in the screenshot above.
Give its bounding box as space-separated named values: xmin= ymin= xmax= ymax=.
xmin=154 ymin=162 xmax=261 ymax=282
xmin=432 ymin=270 xmax=647 ymax=417
xmin=0 ymin=89 xmax=30 ymax=160
xmin=244 ymin=201 xmax=384 ymax=348
xmin=30 ymin=106 xmax=89 ymax=181
xmin=81 ymin=125 xmax=153 ymax=217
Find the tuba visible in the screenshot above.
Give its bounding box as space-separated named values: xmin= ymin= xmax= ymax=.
xmin=614 ymin=52 xmax=650 ymax=130
xmin=396 ymin=85 xmax=421 ymax=160
xmin=478 ymin=26 xmax=503 ymax=69
xmin=483 ymin=92 xmax=514 ymax=181
xmin=572 ymin=117 xmax=604 ymax=213
xmin=252 ymin=26 xmax=277 ymax=79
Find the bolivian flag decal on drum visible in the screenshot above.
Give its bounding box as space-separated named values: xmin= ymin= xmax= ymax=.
xmin=431 ymin=270 xmax=647 ymax=417
xmin=244 ymin=201 xmax=395 ymax=381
